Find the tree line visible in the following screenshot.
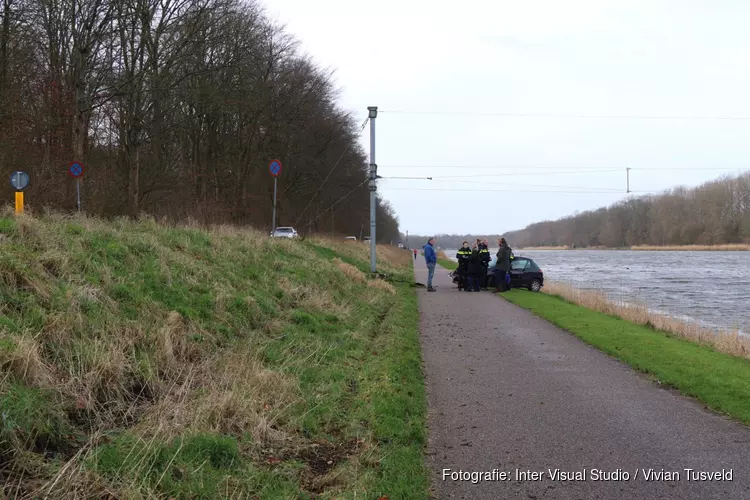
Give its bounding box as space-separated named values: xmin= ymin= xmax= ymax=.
xmin=407 ymin=172 xmax=750 ymax=249
xmin=0 ymin=0 xmax=400 ymax=242
xmin=507 ymin=172 xmax=750 ymax=247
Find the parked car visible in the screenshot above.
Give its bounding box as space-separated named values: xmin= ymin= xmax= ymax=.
xmin=270 ymin=227 xmax=298 ymax=238
xmin=344 ymin=236 xmax=357 ymax=241
xmin=487 ymin=255 xmax=544 ymax=292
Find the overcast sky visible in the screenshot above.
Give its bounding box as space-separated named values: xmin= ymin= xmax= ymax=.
xmin=268 ymin=0 xmax=750 ymax=235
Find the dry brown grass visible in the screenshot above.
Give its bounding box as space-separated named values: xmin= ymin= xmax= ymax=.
xmin=278 ymin=277 xmax=352 ymax=317
xmin=543 ymin=281 xmax=749 ymax=358
xmin=134 ymin=347 xmax=299 ymax=447
xmin=0 ymin=334 xmax=54 ymax=387
xmin=368 ymin=277 xmax=396 ymax=295
xmin=310 ymin=236 xmax=412 ymax=272
xmin=332 ymin=257 xmax=366 ymax=283
xmin=631 ymin=244 xmax=750 ymax=251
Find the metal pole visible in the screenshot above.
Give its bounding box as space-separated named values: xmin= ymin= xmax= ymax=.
xmin=626 ymin=167 xmax=630 ymax=193
xmin=368 ymin=106 xmax=378 ymax=273
xmin=76 ymin=178 xmax=81 ymax=213
xmin=272 ymin=177 xmax=278 ymax=233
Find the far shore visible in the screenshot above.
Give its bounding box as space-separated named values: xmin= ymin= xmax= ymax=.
xmin=516 ymin=243 xmax=750 ymax=251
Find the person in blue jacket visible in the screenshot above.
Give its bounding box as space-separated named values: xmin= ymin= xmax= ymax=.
xmin=423 ymin=237 xmax=437 ymax=292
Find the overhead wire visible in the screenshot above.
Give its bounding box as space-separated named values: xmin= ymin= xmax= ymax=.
xmin=420 ymin=178 xmax=623 ymax=191
xmin=428 ymin=171 xmax=622 ymax=179
xmin=382 ymin=187 xmax=653 ymax=194
xmin=293 ymin=116 xmax=370 ymax=227
xmin=378 ymin=110 xmax=750 ymax=121
xmin=377 ymin=164 xmax=747 ymax=171
xmin=302 ymin=179 xmax=370 ymax=229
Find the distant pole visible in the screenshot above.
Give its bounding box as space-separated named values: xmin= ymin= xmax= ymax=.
xmin=76 ymin=178 xmax=81 ymax=212
xmin=368 ymin=106 xmax=378 ymax=273
xmin=272 ymin=177 xmax=278 ymax=232
xmin=626 ymin=167 xmax=630 ymax=193
xmin=406 ymin=230 xmax=409 ymax=248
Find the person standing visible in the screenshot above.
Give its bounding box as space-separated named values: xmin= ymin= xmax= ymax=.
xmin=478 ymin=239 xmax=491 ymax=290
xmin=423 ymin=238 xmax=437 ymax=292
xmin=413 ymin=248 xmax=417 ymax=260
xmin=455 ymin=241 xmax=472 ymax=290
xmin=495 ymin=238 xmax=512 ymax=292
xmin=467 ymin=243 xmax=482 ymax=292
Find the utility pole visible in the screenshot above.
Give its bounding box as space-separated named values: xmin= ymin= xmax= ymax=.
xmin=626 ymin=167 xmax=631 ymax=193
xmin=368 ymin=106 xmax=378 ymax=273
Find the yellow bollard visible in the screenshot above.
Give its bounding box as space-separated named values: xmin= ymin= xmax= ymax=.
xmin=15 ymin=191 xmax=23 ymax=214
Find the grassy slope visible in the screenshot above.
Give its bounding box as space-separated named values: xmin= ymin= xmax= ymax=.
xmin=435 ymin=250 xmax=456 ymax=272
xmin=436 ymin=258 xmax=456 ymax=271
xmin=0 ymin=212 xmax=428 ymax=499
xmin=502 ymin=289 xmax=750 ymax=425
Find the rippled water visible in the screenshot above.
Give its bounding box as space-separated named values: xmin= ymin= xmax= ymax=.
xmin=445 ymin=248 xmax=749 ymax=333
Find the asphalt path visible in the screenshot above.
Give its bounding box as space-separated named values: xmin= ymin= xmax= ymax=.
xmin=415 ymin=258 xmax=749 ymax=500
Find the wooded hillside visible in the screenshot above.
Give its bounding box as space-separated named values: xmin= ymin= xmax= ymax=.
xmin=505 ymin=172 xmax=750 ymax=248
xmin=0 ymin=0 xmax=400 ymax=241
xmin=407 ymin=172 xmax=750 ymax=249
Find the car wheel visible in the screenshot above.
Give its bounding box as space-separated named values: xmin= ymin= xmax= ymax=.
xmin=530 ymin=279 xmax=541 ymax=292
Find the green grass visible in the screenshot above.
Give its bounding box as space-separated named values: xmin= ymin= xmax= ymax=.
xmin=502 ymin=289 xmax=750 ymax=425
xmin=0 ymin=211 xmax=428 ymax=499
xmin=437 ymin=257 xmax=457 ymax=271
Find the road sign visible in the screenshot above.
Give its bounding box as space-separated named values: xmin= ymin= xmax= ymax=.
xmin=269 ymin=159 xmax=282 ymax=177
xmin=68 ymin=161 xmax=84 ymax=178
xmin=10 ymin=171 xmax=29 ymax=191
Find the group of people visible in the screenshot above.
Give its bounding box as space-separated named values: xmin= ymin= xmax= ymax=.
xmin=420 ymin=237 xmax=514 ymax=293
xmin=455 ymin=238 xmax=514 ymax=292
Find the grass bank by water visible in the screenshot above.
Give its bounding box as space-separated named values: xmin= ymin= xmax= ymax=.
xmin=540 ymin=282 xmax=747 ymax=358
xmin=502 ymin=288 xmax=750 ymax=425
xmin=0 ymin=210 xmax=428 ymax=499
xmin=435 ymin=250 xmax=457 ymax=272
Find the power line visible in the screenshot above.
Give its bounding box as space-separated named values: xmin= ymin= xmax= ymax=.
xmin=378 ymin=164 xmax=747 ymax=171
xmin=303 ymin=179 xmax=370 ymax=229
xmin=293 ymin=116 xmax=370 ymax=227
xmin=378 ymin=110 xmax=750 ymax=121
xmin=382 ymin=187 xmax=653 ymax=194
xmin=423 ymin=178 xmax=623 ymax=191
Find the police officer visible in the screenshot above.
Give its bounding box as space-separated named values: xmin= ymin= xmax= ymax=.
xmin=467 ymin=243 xmax=482 ymax=292
xmin=455 ymin=241 xmax=472 ymax=290
xmin=478 ymin=239 xmax=491 ymax=290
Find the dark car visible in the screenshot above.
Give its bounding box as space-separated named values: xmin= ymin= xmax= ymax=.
xmin=487 ymin=254 xmax=544 ymax=292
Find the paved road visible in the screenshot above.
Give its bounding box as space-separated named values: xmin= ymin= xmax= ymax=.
xmin=415 ymin=259 xmax=749 ymax=500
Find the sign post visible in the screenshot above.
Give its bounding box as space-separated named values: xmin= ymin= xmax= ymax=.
xmin=10 ymin=171 xmax=29 ymax=214
xmin=67 ymin=161 xmax=84 ymax=212
xmin=269 ymin=159 xmax=282 ymax=233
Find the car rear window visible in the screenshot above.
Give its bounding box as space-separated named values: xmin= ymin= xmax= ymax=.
xmin=511 ymin=259 xmax=528 ymax=270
